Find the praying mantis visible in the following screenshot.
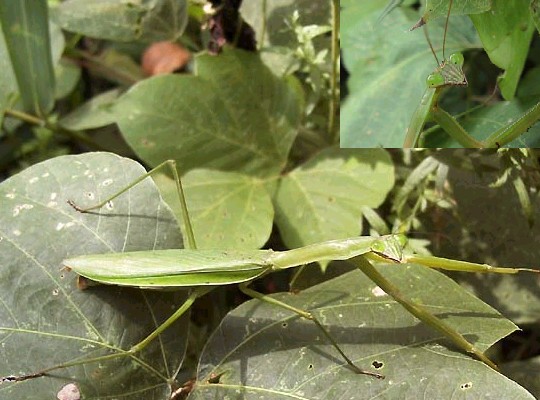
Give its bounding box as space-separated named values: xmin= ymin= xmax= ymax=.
xmin=2 ymin=157 xmax=539 ymax=398
xmin=403 ymin=0 xmax=540 ymax=148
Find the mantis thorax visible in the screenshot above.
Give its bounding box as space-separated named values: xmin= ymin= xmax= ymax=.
xmin=370 ymin=234 xmax=407 ymax=263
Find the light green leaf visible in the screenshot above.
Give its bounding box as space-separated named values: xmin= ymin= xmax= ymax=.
xmin=274 ymin=148 xmax=394 ymax=249
xmin=341 ymin=6 xmax=480 ymax=147
xmin=54 ymin=58 xmax=81 ymax=100
xmin=115 ymin=48 xmax=303 ymax=177
xmin=0 ymin=152 xmax=188 ymax=399
xmin=155 ymin=169 xmax=274 ymax=250
xmin=51 ymin=0 xmax=188 ymax=42
xmin=192 ymin=265 xmax=532 ymax=399
xmin=59 ymin=88 xmax=121 ymax=130
xmin=470 ymin=0 xmax=536 ymax=100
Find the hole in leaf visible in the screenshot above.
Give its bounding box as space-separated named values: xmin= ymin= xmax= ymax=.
xmin=460 ymin=382 xmax=472 ymax=390
xmin=372 ymin=360 xmax=383 ymax=369
xmin=57 ymin=383 xmax=80 ymax=400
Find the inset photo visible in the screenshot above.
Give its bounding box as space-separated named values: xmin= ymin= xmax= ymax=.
xmin=341 ymin=0 xmax=540 ymax=148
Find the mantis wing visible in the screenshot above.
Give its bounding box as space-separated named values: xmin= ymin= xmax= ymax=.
xmin=65 ymin=249 xmax=275 ymax=287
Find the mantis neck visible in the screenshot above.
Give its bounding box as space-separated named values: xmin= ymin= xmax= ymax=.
xmin=269 ymin=236 xmax=378 ymax=270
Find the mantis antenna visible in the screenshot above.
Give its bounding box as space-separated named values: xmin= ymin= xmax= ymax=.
xmin=442 ymin=0 xmax=453 ymax=60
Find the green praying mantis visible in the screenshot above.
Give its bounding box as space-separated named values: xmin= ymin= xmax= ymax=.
xmin=402 ymin=0 xmax=540 ymax=148
xmin=2 ymin=158 xmax=539 ymax=390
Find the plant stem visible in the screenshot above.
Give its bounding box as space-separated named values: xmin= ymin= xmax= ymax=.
xmin=4 ymin=108 xmax=107 ymax=151
xmin=328 ymin=0 xmax=339 ymax=143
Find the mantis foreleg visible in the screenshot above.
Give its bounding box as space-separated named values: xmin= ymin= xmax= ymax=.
xmin=351 ymin=255 xmax=498 ymax=370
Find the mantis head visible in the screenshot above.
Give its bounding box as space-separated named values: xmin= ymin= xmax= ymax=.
xmin=427 ymin=52 xmax=467 ymax=89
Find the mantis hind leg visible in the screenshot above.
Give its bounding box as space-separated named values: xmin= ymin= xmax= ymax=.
xmin=238 ymin=282 xmax=385 ymax=379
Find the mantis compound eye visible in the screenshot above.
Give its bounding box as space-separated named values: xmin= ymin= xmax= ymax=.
xmin=395 ymin=233 xmax=408 ymax=248
xmin=370 ymin=240 xmax=386 ymax=254
xmin=427 ymin=72 xmax=445 ymax=88
xmin=448 ymin=52 xmax=464 ymax=67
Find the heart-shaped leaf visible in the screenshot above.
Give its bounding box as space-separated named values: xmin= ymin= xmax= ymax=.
xmin=274 ymin=148 xmax=394 ymax=249
xmin=155 ymin=169 xmax=274 ymax=249
xmin=114 ymin=48 xmax=303 ymax=177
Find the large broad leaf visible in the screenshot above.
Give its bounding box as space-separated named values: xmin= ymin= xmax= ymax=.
xmin=115 ymin=48 xmax=303 ymax=177
xmin=190 ymin=265 xmax=533 ymax=399
xmin=154 ymin=169 xmax=275 ymax=250
xmin=340 ymin=4 xmax=480 ymax=147
xmin=0 ymin=153 xmax=189 ymax=399
xmin=274 ymin=148 xmax=394 ymax=249
xmin=51 ymin=0 xmax=188 ymax=42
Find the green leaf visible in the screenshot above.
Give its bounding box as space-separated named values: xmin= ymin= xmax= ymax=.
xmin=51 ymin=0 xmax=188 ymax=42
xmin=192 ymin=265 xmax=533 ymax=399
xmin=115 ymin=48 xmax=303 ymax=177
xmin=0 ymin=153 xmax=188 ymax=399
xmin=470 ymin=0 xmax=536 ymax=99
xmin=59 ymin=88 xmax=121 ymax=130
xmin=0 ymin=0 xmax=56 ymax=115
xmin=274 ymin=148 xmax=394 ymax=248
xmin=54 ymin=58 xmax=81 ymax=100
xmin=341 ymin=6 xmax=480 ymax=147
xmin=154 ymin=169 xmax=274 ymax=249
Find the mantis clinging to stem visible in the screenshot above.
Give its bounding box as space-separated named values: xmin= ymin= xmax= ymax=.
xmin=403 ymin=0 xmax=540 ymax=148
xmin=2 ymin=157 xmax=539 ymax=394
